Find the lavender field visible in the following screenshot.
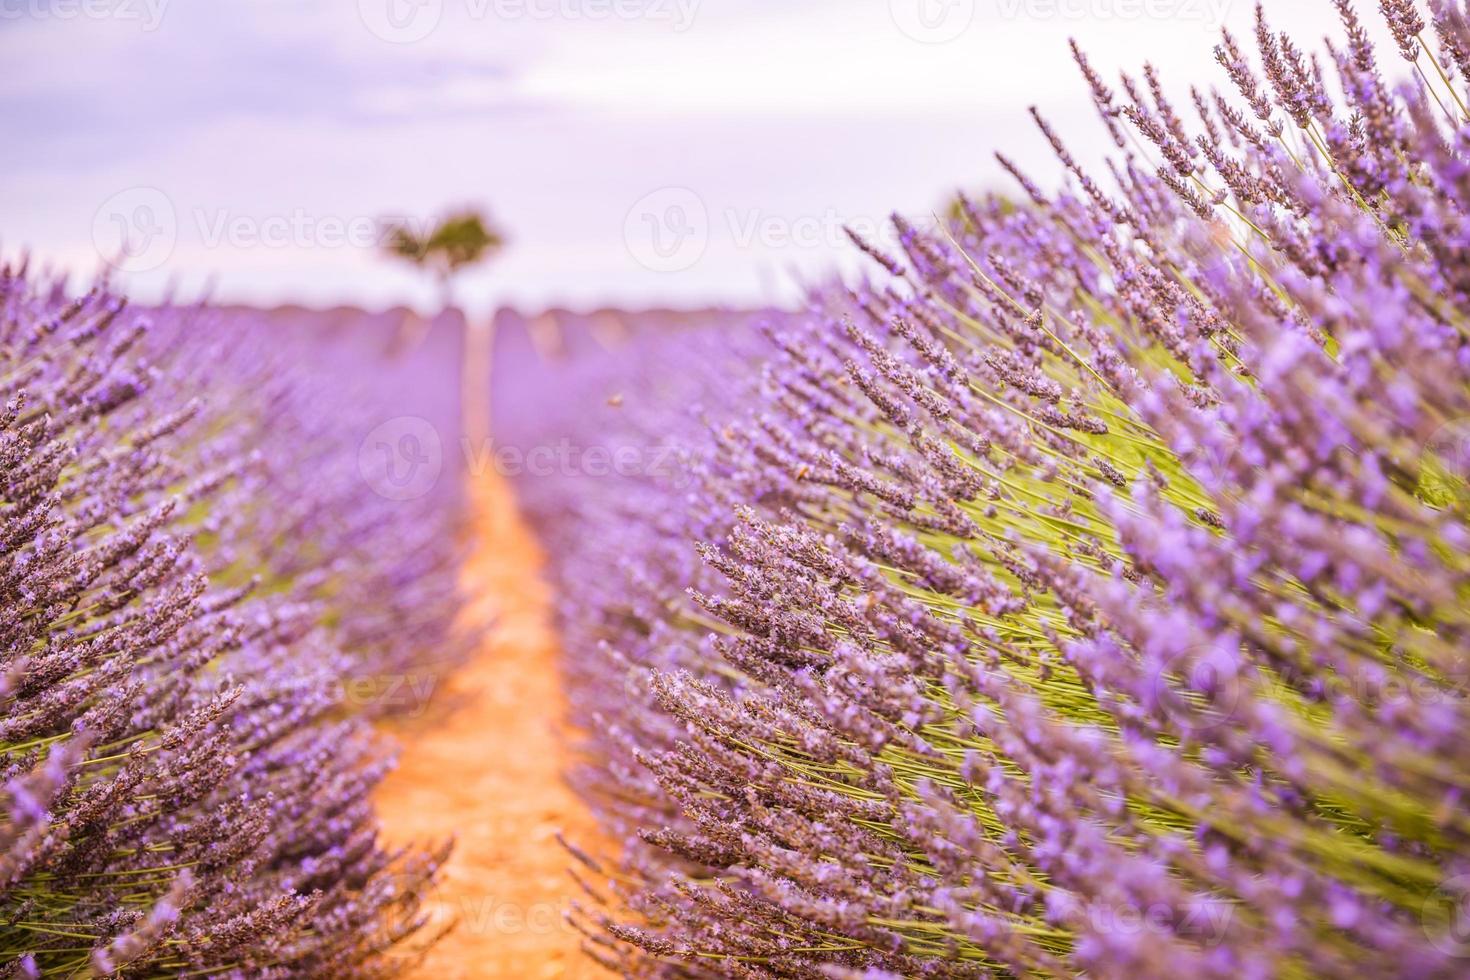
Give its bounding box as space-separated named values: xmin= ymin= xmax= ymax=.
xmin=6 ymin=0 xmax=1470 ymax=977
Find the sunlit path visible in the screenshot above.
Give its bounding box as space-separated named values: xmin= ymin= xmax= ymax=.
xmin=376 ymin=472 xmax=610 ymax=978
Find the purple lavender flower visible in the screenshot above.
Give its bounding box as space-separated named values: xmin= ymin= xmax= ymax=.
xmin=0 ymin=269 xmax=465 ymax=975
xmin=519 ymin=3 xmax=1470 ymax=977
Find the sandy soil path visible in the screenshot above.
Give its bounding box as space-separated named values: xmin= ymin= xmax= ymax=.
xmin=376 ymin=472 xmax=610 ymax=978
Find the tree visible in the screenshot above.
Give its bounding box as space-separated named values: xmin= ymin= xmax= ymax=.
xmin=384 ymin=211 xmax=504 ymax=310
xmin=381 ymin=209 xmax=506 ymax=447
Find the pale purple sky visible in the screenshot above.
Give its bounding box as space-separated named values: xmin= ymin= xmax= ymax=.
xmin=1 ymin=0 xmax=1383 ymax=313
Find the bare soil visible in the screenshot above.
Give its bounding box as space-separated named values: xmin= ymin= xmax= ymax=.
xmin=376 ymin=472 xmax=611 ymax=978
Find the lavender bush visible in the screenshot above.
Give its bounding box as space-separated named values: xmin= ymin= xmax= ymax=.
xmin=0 ymin=269 xmax=468 ymax=975
xmin=524 ymin=2 xmax=1470 ymax=976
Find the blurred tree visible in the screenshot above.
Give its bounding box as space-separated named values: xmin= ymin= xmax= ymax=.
xmin=383 ymin=210 xmax=504 ymax=316
xmin=382 ymin=209 xmax=506 ymax=447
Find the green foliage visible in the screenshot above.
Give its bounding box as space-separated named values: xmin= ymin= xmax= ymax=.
xmin=382 ymin=210 xmax=504 ymax=286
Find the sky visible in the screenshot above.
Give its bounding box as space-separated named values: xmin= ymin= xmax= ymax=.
xmin=0 ymin=0 xmax=1388 ymax=314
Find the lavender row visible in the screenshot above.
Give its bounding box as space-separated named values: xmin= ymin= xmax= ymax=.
xmin=522 ymin=2 xmax=1470 ymax=976
xmin=0 ymin=271 xmax=472 ymax=975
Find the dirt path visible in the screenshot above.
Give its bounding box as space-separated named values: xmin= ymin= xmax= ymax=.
xmin=376 ymin=472 xmax=610 ymax=978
